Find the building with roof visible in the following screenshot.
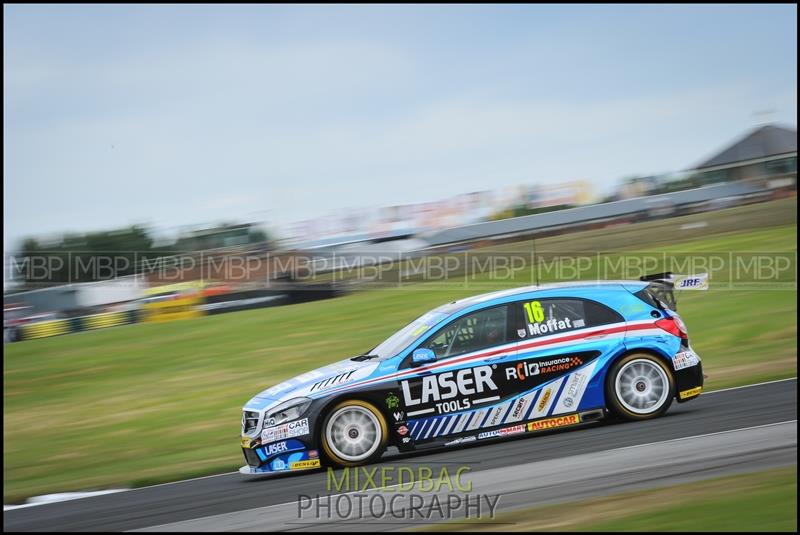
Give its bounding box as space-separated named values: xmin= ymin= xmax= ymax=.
xmin=690 ymin=124 xmax=797 ymax=187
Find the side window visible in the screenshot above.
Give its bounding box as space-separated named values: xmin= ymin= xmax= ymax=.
xmin=584 ymin=299 xmax=624 ymax=325
xmin=423 ymin=305 xmax=509 ymax=359
xmin=516 ymin=298 xmax=622 ymax=338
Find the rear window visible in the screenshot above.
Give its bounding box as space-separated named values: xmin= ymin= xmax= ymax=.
xmin=635 ymin=283 xmax=676 ymax=311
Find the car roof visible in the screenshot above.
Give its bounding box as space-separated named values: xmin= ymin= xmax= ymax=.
xmin=435 ymin=280 xmax=647 ymax=315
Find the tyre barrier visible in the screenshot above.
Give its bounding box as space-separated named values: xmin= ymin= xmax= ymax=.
xmin=9 ymin=284 xmax=343 ymax=342
xmin=15 ymin=310 xmax=141 ymax=341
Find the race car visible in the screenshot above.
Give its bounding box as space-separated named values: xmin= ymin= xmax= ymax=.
xmin=239 ymin=274 xmax=706 ymax=474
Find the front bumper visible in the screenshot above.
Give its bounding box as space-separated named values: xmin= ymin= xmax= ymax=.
xmin=239 ymin=437 xmax=322 ymax=475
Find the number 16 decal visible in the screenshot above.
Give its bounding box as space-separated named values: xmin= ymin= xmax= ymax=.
xmin=523 ymin=300 xmax=544 ymax=323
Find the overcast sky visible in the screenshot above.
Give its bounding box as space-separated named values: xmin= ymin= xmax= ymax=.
xmin=4 ymin=4 xmax=797 ymax=249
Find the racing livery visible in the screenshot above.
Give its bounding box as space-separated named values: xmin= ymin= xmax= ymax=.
xmin=240 ymin=275 xmax=705 ymax=474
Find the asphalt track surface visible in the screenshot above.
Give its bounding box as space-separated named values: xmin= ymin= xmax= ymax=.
xmin=4 ymin=378 xmax=797 ymax=532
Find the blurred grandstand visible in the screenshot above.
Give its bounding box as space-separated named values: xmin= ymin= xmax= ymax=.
xmin=3 ymin=123 xmax=796 ymax=342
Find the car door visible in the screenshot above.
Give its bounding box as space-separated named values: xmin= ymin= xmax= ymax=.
xmin=396 ymin=304 xmax=518 ymax=442
xmin=504 ymin=296 xmax=626 ymax=420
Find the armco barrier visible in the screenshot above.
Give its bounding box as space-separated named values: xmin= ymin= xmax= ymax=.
xmin=202 ymin=289 xmax=290 ymax=314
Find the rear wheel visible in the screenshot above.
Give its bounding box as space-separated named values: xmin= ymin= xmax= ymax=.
xmin=606 ymin=353 xmax=674 ymax=420
xmin=321 ymin=400 xmax=388 ymax=467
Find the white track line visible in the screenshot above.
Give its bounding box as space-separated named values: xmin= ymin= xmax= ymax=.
xmin=4 ymin=376 xmax=796 ymax=510
xmin=704 ymin=376 xmax=796 ymax=395
xmin=614 ymin=419 xmax=797 ymax=451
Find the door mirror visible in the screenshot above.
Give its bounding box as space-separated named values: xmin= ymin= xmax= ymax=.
xmin=411 ymin=348 xmax=437 ymax=367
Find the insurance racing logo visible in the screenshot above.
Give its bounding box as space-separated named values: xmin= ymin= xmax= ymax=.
xmin=505 ymin=356 xmax=583 ymax=381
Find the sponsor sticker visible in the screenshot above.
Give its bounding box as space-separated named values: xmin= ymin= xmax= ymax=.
xmin=445 ymin=436 xmax=477 ymax=447
xmin=478 ymin=430 xmax=501 ymax=440
xmin=386 ymin=393 xmax=401 ymax=409
xmin=537 ymin=388 xmax=552 ymax=412
xmin=674 ymin=273 xmax=709 ymax=291
xmin=290 ymin=459 xmax=321 ymax=470
xmin=271 ymin=458 xmax=286 ymax=471
xmin=261 ymin=418 xmax=310 ymax=443
xmin=263 ymin=441 xmax=289 ymax=456
xmin=401 ymin=366 xmax=498 ymax=408
xmin=557 ymin=365 xmax=593 ymax=412
xmin=510 ymin=398 xmax=529 ymax=420
xmin=241 ymin=437 xmax=252 ymax=448
xmin=679 ymin=386 xmax=703 ymax=399
xmin=527 ymin=414 xmax=581 ymax=432
xmin=393 ymin=411 xmax=405 ymax=422
xmin=488 ymin=405 xmax=506 ymax=427
xmin=499 ymin=424 xmax=526 ymax=436
xmin=308 ymin=450 xmax=319 ymax=459
xmin=672 ymin=350 xmax=701 ymax=371
xmin=397 ymin=425 xmax=409 ymax=436
xmin=506 ymin=357 xmax=583 ymax=381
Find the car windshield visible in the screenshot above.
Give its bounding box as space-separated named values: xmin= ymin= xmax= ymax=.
xmin=368 ymin=310 xmax=450 ymax=360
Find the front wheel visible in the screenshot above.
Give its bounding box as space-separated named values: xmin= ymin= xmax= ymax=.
xmin=320 ymin=399 xmax=388 ymax=467
xmin=606 ymin=353 xmax=675 ymax=420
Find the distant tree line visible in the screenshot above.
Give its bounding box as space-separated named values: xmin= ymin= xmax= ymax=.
xmin=10 ymin=224 xmax=271 ymax=288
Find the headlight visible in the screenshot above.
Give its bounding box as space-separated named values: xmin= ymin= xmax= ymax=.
xmin=264 ymin=397 xmax=312 ymax=428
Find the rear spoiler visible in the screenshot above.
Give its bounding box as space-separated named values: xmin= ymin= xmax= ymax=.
xmin=639 ymin=272 xmax=709 ymax=311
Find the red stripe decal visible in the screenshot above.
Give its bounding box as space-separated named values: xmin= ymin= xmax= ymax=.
xmin=319 ymin=321 xmax=657 ymax=396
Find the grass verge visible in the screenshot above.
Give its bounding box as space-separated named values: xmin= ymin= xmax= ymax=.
xmin=426 ymin=466 xmax=797 ymax=532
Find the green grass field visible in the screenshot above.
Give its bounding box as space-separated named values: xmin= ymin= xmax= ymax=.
xmin=427 ymin=467 xmax=798 ymax=532
xmin=3 ymin=198 xmax=797 ymax=502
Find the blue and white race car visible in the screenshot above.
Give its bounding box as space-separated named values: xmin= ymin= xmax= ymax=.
xmin=240 ymin=274 xmax=705 ymax=474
